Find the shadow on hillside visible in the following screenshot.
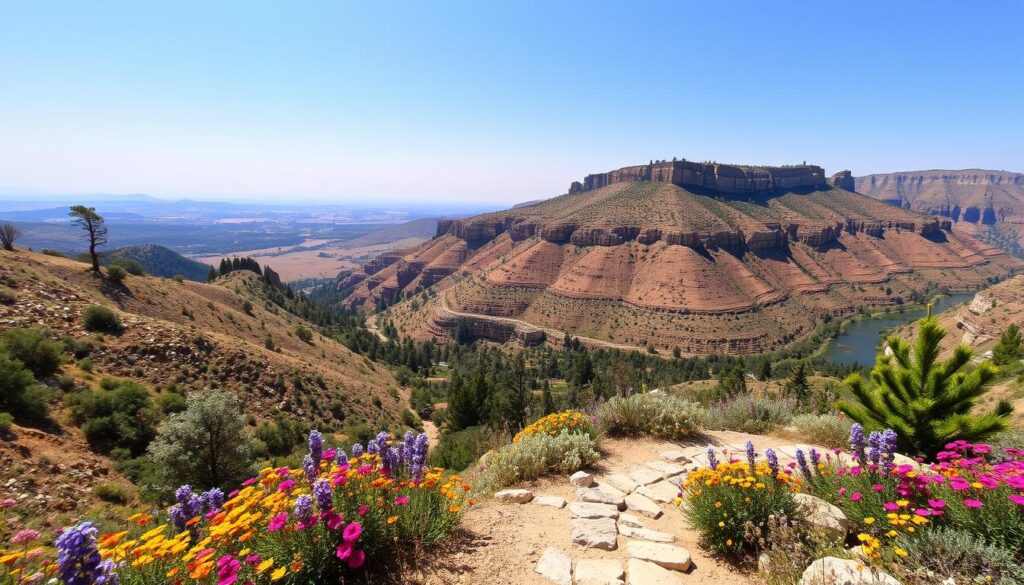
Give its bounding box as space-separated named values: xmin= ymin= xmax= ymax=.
xmin=923 ymin=229 xmax=949 ymax=243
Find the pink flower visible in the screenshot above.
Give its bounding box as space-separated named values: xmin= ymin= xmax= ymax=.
xmin=241 ymin=478 xmax=257 ymax=487
xmin=1009 ymin=494 xmax=1024 ymax=506
xmin=347 ymin=549 xmax=366 ymax=569
xmin=12 ymin=529 xmax=40 ymax=544
xmin=883 ymin=502 xmax=899 ymax=512
xmin=357 ymin=464 xmax=372 ymax=476
xmin=343 ymin=521 xmax=363 ymax=543
xmin=973 ymin=444 xmax=991 ymax=454
xmin=358 ymin=505 xmax=370 ymax=517
xmin=927 ymin=499 xmax=946 ymax=509
xmin=395 ymin=495 xmax=409 ymax=506
xmin=332 ymin=473 xmax=348 ymax=487
xmin=276 ymin=467 xmax=290 ymax=477
xmin=267 ymin=512 xmax=288 ymax=532
xmin=838 ymin=488 xmax=847 ymax=496
xmin=871 ymin=484 xmax=883 ymax=492
xmin=245 ymin=554 xmax=262 ymax=565
xmin=323 ymin=447 xmax=337 ymax=461
xmin=950 ymin=478 xmax=970 ymax=491
xmin=850 ymin=492 xmax=862 ymax=502
xmin=0 ymin=499 xmax=14 ymax=509
xmin=326 ymin=511 xmax=344 ymax=530
xmin=963 ymin=499 xmax=983 ymax=509
xmin=278 ymin=479 xmax=295 ymax=493
xmin=335 ymin=542 xmax=352 ymax=560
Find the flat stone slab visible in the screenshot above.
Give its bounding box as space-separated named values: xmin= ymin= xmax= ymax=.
xmin=618 ymin=513 xmax=645 ymax=529
xmin=578 ymin=486 xmax=626 ymax=509
xmin=799 ymin=556 xmax=902 ymax=585
xmin=635 ymin=481 xmax=679 ymax=505
xmin=627 ymin=541 xmax=692 ymax=572
xmin=626 ymin=467 xmax=663 ymax=486
xmin=535 ymin=547 xmax=572 ymax=585
xmin=659 ymin=451 xmax=691 ymax=463
xmin=533 ymin=495 xmax=567 ymax=509
xmin=571 ymin=471 xmax=595 ymax=487
xmin=645 ymin=460 xmax=687 ymax=477
xmin=494 ymin=489 xmax=534 ymax=504
xmin=571 ymin=517 xmax=618 ymax=551
xmin=619 ymin=524 xmax=675 ymax=543
xmin=569 ymin=502 xmax=620 ymax=519
xmin=574 ymin=559 xmax=625 ymax=585
xmin=623 ymin=493 xmax=663 ymax=519
xmin=626 ymin=558 xmax=686 ymax=584
xmin=602 ymin=473 xmax=639 ymax=494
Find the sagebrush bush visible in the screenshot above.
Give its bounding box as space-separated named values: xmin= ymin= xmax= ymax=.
xmin=891 ymin=528 xmax=1024 ymax=585
xmin=83 ymin=305 xmax=122 ymax=333
xmin=0 ymin=412 xmax=13 ymax=434
xmin=0 ymin=327 xmax=63 ymax=377
xmin=596 ymin=393 xmax=702 ymax=439
xmin=106 ymin=264 xmax=128 ymax=284
xmin=94 ymin=482 xmax=132 ymax=505
xmin=477 ymin=429 xmax=599 ymax=492
xmin=0 ymin=355 xmax=52 ymax=422
xmin=68 ymin=380 xmax=159 ymax=455
xmin=788 ymin=413 xmax=853 ymax=449
xmin=699 ymin=394 xmax=796 ymax=434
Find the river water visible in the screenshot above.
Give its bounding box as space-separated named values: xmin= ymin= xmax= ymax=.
xmin=819 ymin=292 xmax=975 ymax=367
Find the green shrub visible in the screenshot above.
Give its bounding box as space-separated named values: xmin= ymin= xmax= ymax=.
xmin=64 ymin=337 xmax=94 ymax=358
xmin=106 ymin=264 xmax=128 ymax=284
xmin=94 ymin=482 xmax=132 ymax=505
xmin=788 ymin=413 xmax=853 ymax=449
xmin=0 ymin=287 xmax=15 ymax=305
xmin=0 ymin=356 xmax=52 ymax=422
xmin=109 ymin=258 xmax=145 ymax=276
xmin=157 ymin=391 xmax=187 ymax=415
xmin=0 ymin=327 xmax=63 ymax=377
xmin=83 ymin=305 xmax=123 ymax=333
xmin=477 ymin=429 xmax=599 ymax=492
xmin=40 ymin=249 xmax=66 ymax=257
xmin=241 ymin=299 xmax=254 ymax=315
xmin=77 ymin=357 xmax=93 ymax=373
xmin=430 ymin=426 xmax=502 ymax=472
xmin=68 ymin=380 xmax=159 ymax=455
xmin=0 ymin=412 xmax=13 ymax=434
xmin=295 ymin=325 xmax=313 ymax=343
xmin=172 ymin=274 xmax=185 ymax=283
xmin=254 ymin=416 xmax=309 ymax=457
xmin=700 ymin=394 xmax=796 ymax=434
xmin=891 ymin=528 xmax=1024 ymax=585
xmin=596 ymin=392 xmax=702 ymax=439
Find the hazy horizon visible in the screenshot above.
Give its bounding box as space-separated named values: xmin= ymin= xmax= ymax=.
xmin=2 ymin=1 xmax=1021 ymax=205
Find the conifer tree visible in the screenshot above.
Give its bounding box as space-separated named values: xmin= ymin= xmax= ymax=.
xmin=993 ymin=324 xmax=1022 ymax=365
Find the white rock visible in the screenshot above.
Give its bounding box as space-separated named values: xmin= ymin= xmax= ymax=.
xmin=799 ymin=557 xmax=902 ymax=585
xmin=645 ymin=460 xmax=687 ymax=477
xmin=571 ymin=471 xmax=595 ymax=487
xmin=569 ymin=502 xmax=620 ymax=519
xmin=574 ymin=559 xmax=624 ymax=585
xmin=535 ymin=547 xmax=572 ymax=585
xmin=534 ymin=495 xmax=568 ymax=509
xmin=602 ymin=473 xmax=639 ymax=494
xmin=627 ymin=467 xmax=664 ymax=486
xmin=793 ymin=493 xmax=849 ymax=542
xmin=617 ymin=513 xmax=645 ymax=529
xmin=626 ymin=559 xmax=685 ymax=584
xmin=659 ymin=451 xmax=690 ymax=463
xmin=578 ymin=486 xmax=626 ymax=509
xmin=571 ymin=518 xmax=618 ymax=550
xmin=623 ymin=493 xmax=663 ymax=519
xmin=494 ymin=488 xmax=534 ymax=504
xmin=627 ymin=541 xmax=692 ymax=572
xmin=618 ymin=524 xmax=675 ymax=543
xmin=635 ymin=481 xmax=680 ymax=505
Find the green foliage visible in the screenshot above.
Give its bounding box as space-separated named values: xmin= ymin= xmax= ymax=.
xmin=40 ymin=249 xmax=66 ymax=257
xmin=993 ymin=323 xmax=1022 ymax=366
xmin=295 ymin=324 xmax=313 ymax=343
xmin=0 ymin=287 xmax=15 ymax=305
xmin=476 ymin=429 xmax=599 ymax=492
xmin=0 ymin=327 xmax=63 ymax=377
xmin=157 ymin=391 xmax=187 ymax=415
xmin=109 ymin=257 xmax=145 ymax=276
xmin=0 ymin=355 xmax=52 ymax=422
xmin=106 ymin=264 xmax=128 ymax=283
xmin=429 ymin=426 xmax=500 ymax=472
xmin=838 ymin=317 xmax=1012 ymax=457
xmin=148 ymin=389 xmax=254 ymax=491
xmin=67 ymin=380 xmax=159 ymax=455
xmin=699 ymin=394 xmax=797 ymax=434
xmin=241 ymin=299 xmax=254 ymax=315
xmin=0 ymin=412 xmax=13 ymax=434
xmin=788 ymin=413 xmax=852 ymax=449
xmin=891 ymin=528 xmax=1024 ymax=585
xmin=94 ymin=482 xmax=132 ymax=505
xmin=715 ymin=363 xmax=747 ymax=397
xmin=783 ymin=361 xmax=810 ymax=402
xmin=595 ymin=392 xmax=702 ymax=439
xmin=254 ymin=416 xmax=309 ymax=457
xmin=77 ymin=357 xmax=93 ymax=372
xmin=83 ymin=304 xmax=123 ymax=333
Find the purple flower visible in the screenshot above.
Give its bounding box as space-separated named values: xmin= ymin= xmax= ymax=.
xmin=201 ymin=488 xmax=224 ymax=511
xmin=765 ymin=448 xmax=779 ymax=477
xmin=850 ymin=423 xmax=867 ymax=466
xmin=809 ymin=448 xmax=821 ymax=473
xmin=303 ymin=454 xmax=318 ymax=482
xmin=308 ymin=429 xmax=324 ymax=463
xmin=169 ymin=504 xmax=188 ymax=533
xmin=336 ymin=449 xmax=349 ymax=466
xmin=881 ymin=429 xmax=899 ymax=464
xmin=54 ymin=522 xmax=119 ymax=585
xmin=312 ymin=479 xmax=332 ymax=511
xmin=868 ymin=431 xmax=882 ymax=465
xmin=352 ymin=443 xmax=364 ymax=458
xmin=745 ymin=440 xmax=756 ymax=473
xmin=293 ymin=494 xmax=313 ymax=524
xmin=707 ymin=448 xmax=719 ymax=470
xmin=175 ymin=485 xmax=194 ymax=506
xmin=796 ymin=449 xmax=812 ymax=479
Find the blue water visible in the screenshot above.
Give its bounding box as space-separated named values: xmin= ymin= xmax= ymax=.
xmin=820 ymin=293 xmax=974 ymax=367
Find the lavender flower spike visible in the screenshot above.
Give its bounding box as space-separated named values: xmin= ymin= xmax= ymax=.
xmin=850 ymin=423 xmax=867 ymax=466
xmin=707 ymin=448 xmax=720 ymax=470
xmin=744 ymin=440 xmax=756 ymax=473
xmin=795 ymin=449 xmax=812 ymax=479
xmin=308 ymin=429 xmax=324 ymax=463
xmin=765 ymin=448 xmax=780 ymax=478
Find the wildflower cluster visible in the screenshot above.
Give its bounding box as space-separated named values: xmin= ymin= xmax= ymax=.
xmin=8 ymin=429 xmax=468 ymax=585
xmin=513 ymin=410 xmax=592 ymax=443
xmin=0 ymin=511 xmax=53 ymax=585
xmin=678 ymin=445 xmax=802 ymax=554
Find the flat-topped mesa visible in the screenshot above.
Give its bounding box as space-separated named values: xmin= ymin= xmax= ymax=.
xmin=569 ymin=160 xmax=826 ymax=195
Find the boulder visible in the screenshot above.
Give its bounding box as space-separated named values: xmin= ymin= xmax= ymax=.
xmin=618 ymin=524 xmax=675 ymax=543
xmin=799 ymin=557 xmax=902 ymax=585
xmin=571 ymin=471 xmax=595 ymax=488
xmin=626 ymin=559 xmax=686 ymax=584
xmin=623 ymin=493 xmax=663 ymax=519
xmin=568 ymin=502 xmax=620 ymax=519
xmin=571 ymin=518 xmax=618 ymax=550
xmin=494 ymin=489 xmax=534 ymax=504
xmin=573 ymin=559 xmax=625 ymax=585
xmin=627 ymin=541 xmax=692 ymax=572
xmin=535 ymin=547 xmax=572 ymax=585
xmin=793 ymin=493 xmax=849 ymax=542
xmin=533 ymin=495 xmax=567 ymax=509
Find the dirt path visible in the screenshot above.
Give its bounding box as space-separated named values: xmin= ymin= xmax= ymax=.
xmin=411 ymin=430 xmax=816 ymax=584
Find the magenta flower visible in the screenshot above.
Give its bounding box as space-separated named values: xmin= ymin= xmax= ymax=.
xmin=358 ymin=504 xmax=370 ymax=517
xmin=395 ymin=495 xmax=409 ymax=506
xmin=963 ymin=499 xmax=983 ymax=509
xmin=973 ymin=444 xmax=991 ymax=454
xmin=883 ymin=502 xmax=899 ymax=512
xmin=278 ymin=479 xmax=295 ymax=493
xmin=850 ymin=492 xmax=862 ymax=502
xmin=12 ymin=529 xmax=40 ymax=544
xmin=326 ymin=511 xmax=344 ymax=530
xmin=1009 ymin=494 xmax=1024 ymax=506
xmin=343 ymin=521 xmax=363 ymax=543
xmin=267 ymin=512 xmax=288 ymax=532
xmin=335 ymin=542 xmax=352 ymax=560
xmin=347 ymin=549 xmax=366 ymax=569
xmin=871 ymin=484 xmax=883 ymax=492
xmin=950 ymin=478 xmax=970 ymax=491
xmin=927 ymin=499 xmax=946 ymax=509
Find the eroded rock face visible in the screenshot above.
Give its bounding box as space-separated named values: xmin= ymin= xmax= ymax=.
xmin=830 ymin=170 xmax=855 ymax=191
xmin=575 ymin=160 xmax=826 ymax=194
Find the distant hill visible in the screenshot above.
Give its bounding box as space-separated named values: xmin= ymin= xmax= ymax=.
xmin=338 ymin=217 xmax=442 ymax=248
xmin=105 ymin=244 xmax=211 ymax=281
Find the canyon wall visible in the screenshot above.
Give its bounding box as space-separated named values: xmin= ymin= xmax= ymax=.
xmin=569 ymin=160 xmax=826 ymax=194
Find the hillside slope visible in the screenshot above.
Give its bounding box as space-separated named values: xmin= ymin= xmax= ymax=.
xmin=105 ymin=244 xmax=211 ymax=281
xmin=340 ymin=170 xmax=1020 ymax=355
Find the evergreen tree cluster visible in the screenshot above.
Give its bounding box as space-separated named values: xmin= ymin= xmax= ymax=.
xmin=208 ymin=257 xmax=264 ymax=281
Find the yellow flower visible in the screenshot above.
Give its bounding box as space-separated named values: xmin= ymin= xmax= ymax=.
xmin=256 ymin=558 xmax=274 ymax=574
xmin=387 ymin=515 xmax=399 ymax=524
xmin=271 ymin=566 xmax=287 ymax=580
xmin=863 ymin=517 xmax=875 ymax=524
xmin=894 ymin=548 xmax=908 ymax=557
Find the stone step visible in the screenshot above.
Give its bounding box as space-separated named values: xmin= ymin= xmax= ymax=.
xmin=626 ymin=467 xmax=663 ymax=486
xmin=645 ymin=460 xmax=687 ymax=477
xmin=635 ymin=480 xmax=680 ymax=505
xmin=617 ymin=513 xmax=645 ymax=529
xmin=618 ymin=524 xmax=675 ymax=543
xmin=626 ymin=558 xmax=686 ymax=585
xmin=571 ymin=471 xmax=595 ymax=488
xmin=536 ymin=547 xmax=572 ymax=585
xmin=623 ymin=493 xmax=663 ymax=519
xmin=571 ymin=517 xmax=618 ymax=551
xmin=578 ymin=486 xmax=626 ymax=509
xmin=574 ymin=559 xmax=625 ymax=585
xmin=602 ymin=473 xmax=639 ymax=494
xmin=627 ymin=541 xmax=692 ymax=572
xmin=494 ymin=488 xmax=534 ymax=503
xmin=569 ymin=502 xmax=620 ymax=519
xmin=533 ymin=495 xmax=568 ymax=509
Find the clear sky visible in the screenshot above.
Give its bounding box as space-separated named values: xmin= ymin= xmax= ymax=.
xmin=1 ymin=1 xmax=1021 ymax=205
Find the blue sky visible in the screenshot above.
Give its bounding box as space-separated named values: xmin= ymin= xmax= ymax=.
xmin=1 ymin=1 xmax=1021 ymax=205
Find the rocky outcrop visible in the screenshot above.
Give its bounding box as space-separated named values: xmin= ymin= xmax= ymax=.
xmin=263 ymin=265 xmax=284 ymax=289
xmin=574 ymin=159 xmax=825 ymax=194
xmin=829 ymin=170 xmax=855 ymax=191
